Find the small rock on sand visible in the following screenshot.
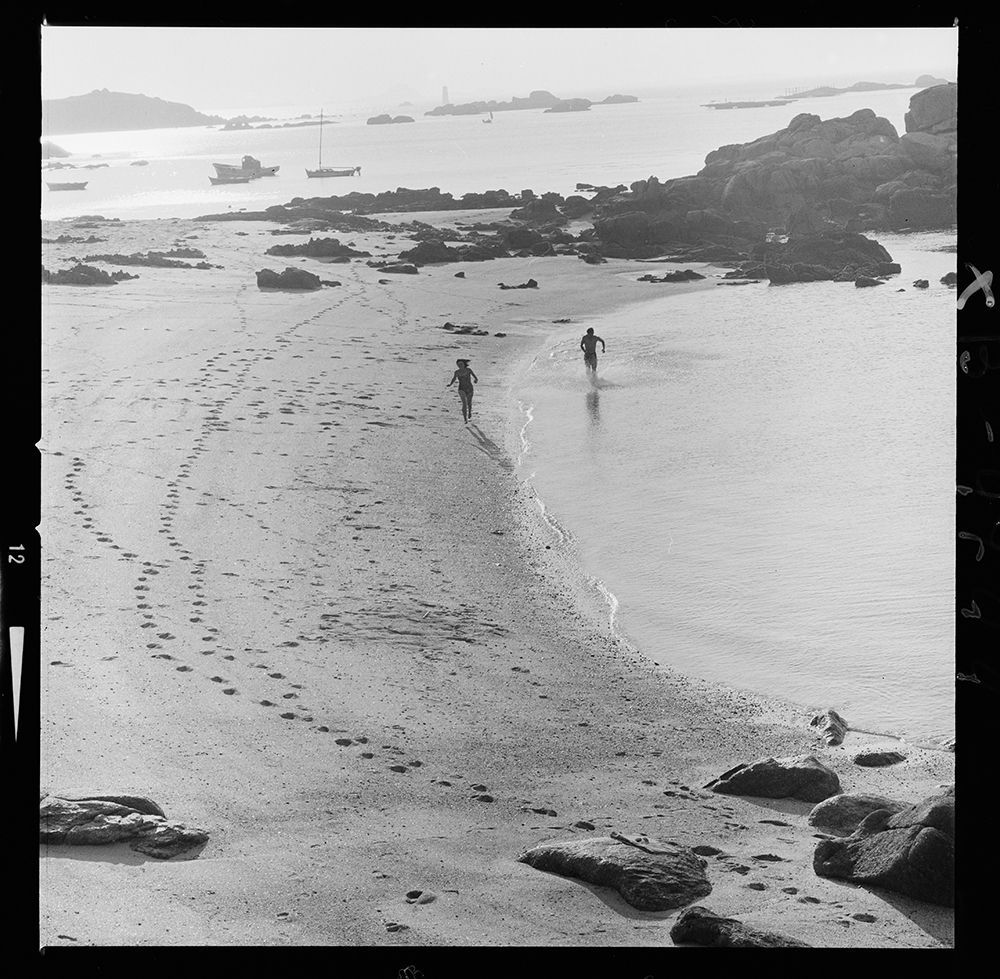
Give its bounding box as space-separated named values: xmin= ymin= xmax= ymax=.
xmin=670 ymin=906 xmax=812 ymax=947
xmin=853 ymin=749 xmax=906 ymax=767
xmin=810 ymin=709 xmax=849 ymax=745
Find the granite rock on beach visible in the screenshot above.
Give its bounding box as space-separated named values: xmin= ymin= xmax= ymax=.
xmin=40 ymin=795 xmax=208 ymax=858
xmin=706 ymin=754 xmax=841 ymax=802
xmin=807 ymin=793 xmax=910 ymax=836
xmin=518 ymin=834 xmax=712 ymax=911
xmin=813 ymin=793 xmax=955 ymax=906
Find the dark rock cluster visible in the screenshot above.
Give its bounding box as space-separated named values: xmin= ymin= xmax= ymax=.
xmin=42 ymin=264 xmax=138 ymax=285
xmin=265 ymin=237 xmax=371 ymax=259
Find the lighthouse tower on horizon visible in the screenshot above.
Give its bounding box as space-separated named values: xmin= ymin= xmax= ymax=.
xmin=442 ymin=85 xmax=449 ymax=106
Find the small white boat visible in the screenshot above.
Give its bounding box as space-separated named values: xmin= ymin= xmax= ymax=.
xmin=209 ymin=174 xmax=252 ymax=185
xmin=46 ymin=181 xmax=88 ymax=191
xmin=305 ymin=110 xmax=360 ymax=178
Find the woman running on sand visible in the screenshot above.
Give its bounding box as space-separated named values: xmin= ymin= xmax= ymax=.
xmin=447 ymin=358 xmax=478 ymax=423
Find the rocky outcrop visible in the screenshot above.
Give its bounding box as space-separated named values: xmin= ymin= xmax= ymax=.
xmin=518 ymin=833 xmax=712 ymax=911
xmin=808 ymin=793 xmax=910 ymax=835
xmin=743 ymin=232 xmax=900 ymax=285
xmin=813 ymin=793 xmax=954 ymax=906
xmin=265 ymin=237 xmax=371 ymax=259
xmin=77 ymin=250 xmax=218 ymax=269
xmin=499 ymin=279 xmax=538 ymax=290
xmin=379 ymin=264 xmax=419 ymax=274
xmin=397 ymin=238 xmax=507 ymax=266
xmin=583 ymin=88 xmax=956 ymax=259
xmin=40 ymin=795 xmax=208 ymax=858
xmin=706 ymin=754 xmax=840 ymax=802
xmin=599 ymin=94 xmax=639 ymax=105
xmin=670 ymin=906 xmax=812 ymax=947
xmin=255 ymin=267 xmax=323 ymax=289
xmin=904 ymin=83 xmax=956 ymax=135
xmin=509 ymin=198 xmax=566 ymax=223
xmin=367 ymin=114 xmax=414 ymax=125
xmin=42 ymin=264 xmax=138 ymax=285
xmin=637 ymin=270 xmax=705 ymax=283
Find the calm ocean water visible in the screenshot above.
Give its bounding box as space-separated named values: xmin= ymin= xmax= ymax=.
xmin=42 ymin=87 xmax=924 ymax=221
xmin=512 ymin=234 xmax=955 ymax=743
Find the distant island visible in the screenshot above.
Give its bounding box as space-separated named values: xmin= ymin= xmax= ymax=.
xmin=221 ymin=115 xmax=275 ymax=131
xmin=425 ymin=89 xmax=638 ymax=117
xmin=42 ymin=89 xmax=224 ymax=135
xmin=778 ymin=75 xmax=951 ymax=101
xmin=222 ymin=116 xmax=325 ymax=131
xmin=705 ymin=75 xmax=953 ymax=111
xmin=367 ymin=114 xmax=415 ymax=125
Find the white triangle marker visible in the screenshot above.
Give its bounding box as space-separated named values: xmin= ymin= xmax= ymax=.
xmin=10 ymin=627 xmax=24 ymax=741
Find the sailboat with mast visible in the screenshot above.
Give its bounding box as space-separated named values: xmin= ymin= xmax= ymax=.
xmin=482 ymin=111 xmax=494 ymax=124
xmin=305 ymin=109 xmax=361 ymax=178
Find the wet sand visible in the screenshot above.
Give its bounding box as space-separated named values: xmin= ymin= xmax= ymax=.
xmin=40 ymin=214 xmax=954 ymax=947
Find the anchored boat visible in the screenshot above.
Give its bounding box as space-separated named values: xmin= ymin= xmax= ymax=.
xmin=46 ymin=181 xmax=88 ymax=191
xmin=212 ymin=155 xmax=280 ymax=179
xmin=306 ymin=110 xmax=360 ymax=178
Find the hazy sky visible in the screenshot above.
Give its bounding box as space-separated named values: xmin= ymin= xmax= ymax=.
xmin=40 ymin=27 xmax=958 ymax=114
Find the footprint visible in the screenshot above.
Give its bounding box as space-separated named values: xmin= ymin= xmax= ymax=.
xmin=176 ymin=665 xmax=193 ymax=672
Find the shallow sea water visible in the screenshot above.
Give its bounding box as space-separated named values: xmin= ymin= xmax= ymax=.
xmin=512 ymin=233 xmax=956 ymax=743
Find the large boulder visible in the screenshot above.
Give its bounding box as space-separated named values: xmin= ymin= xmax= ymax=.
xmin=397 ymin=239 xmax=453 ymax=265
xmin=40 ymin=796 xmax=208 ymax=858
xmin=705 ymin=754 xmax=840 ymax=802
xmin=898 ymin=131 xmax=956 ymax=173
xmin=518 ymin=833 xmax=711 ymax=911
xmin=808 ymin=793 xmax=910 ymax=835
xmin=255 ymin=267 xmax=322 ymax=289
xmin=904 ymin=84 xmax=957 ymax=135
xmin=670 ymin=906 xmax=812 ymax=947
xmin=813 ymin=793 xmax=954 ymax=906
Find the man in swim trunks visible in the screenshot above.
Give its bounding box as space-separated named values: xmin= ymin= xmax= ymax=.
xmin=447 ymin=358 xmax=478 ymax=423
xmin=580 ymin=328 xmax=606 ymax=373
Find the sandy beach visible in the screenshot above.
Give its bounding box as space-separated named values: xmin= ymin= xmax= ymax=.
xmin=40 ymin=212 xmax=954 ymax=948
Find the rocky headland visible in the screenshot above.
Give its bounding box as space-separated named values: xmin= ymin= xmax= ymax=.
xmin=42 ymin=89 xmax=224 ymax=135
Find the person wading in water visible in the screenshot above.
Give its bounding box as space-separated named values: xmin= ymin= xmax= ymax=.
xmin=580 ymin=328 xmax=606 ymax=374
xmin=447 ymin=358 xmax=478 ymax=423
